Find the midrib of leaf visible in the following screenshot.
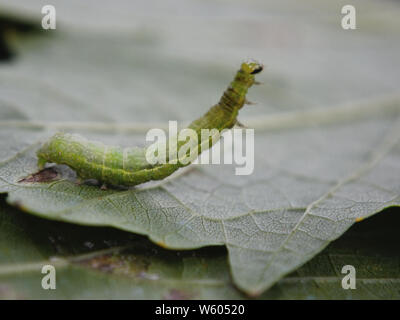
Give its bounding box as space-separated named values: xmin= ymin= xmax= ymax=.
xmin=0 ymin=73 xmax=106 ymax=119
xmin=1 ymin=248 xmax=399 ymax=287
xmin=0 ymin=259 xmax=69 ymax=276
xmin=0 ymin=245 xmax=228 ymax=287
xmin=0 ymin=246 xmax=123 ymax=276
xmin=252 ymin=116 xmax=400 ymax=292
xmin=0 ymin=94 xmax=399 ymax=134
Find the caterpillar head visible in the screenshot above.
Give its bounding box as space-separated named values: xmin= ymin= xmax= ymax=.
xmin=241 ymin=60 xmax=263 ymax=75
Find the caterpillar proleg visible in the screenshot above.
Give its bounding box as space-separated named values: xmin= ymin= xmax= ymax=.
xmin=36 ymin=60 xmax=263 ymax=186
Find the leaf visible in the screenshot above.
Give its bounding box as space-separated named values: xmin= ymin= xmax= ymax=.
xmin=0 ymin=197 xmax=238 ymax=300
xmin=1 ymin=199 xmax=399 ymax=299
xmin=0 ymin=0 xmax=400 ymax=296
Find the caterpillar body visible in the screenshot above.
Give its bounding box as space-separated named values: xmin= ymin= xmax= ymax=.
xmin=36 ymin=60 xmax=263 ymax=186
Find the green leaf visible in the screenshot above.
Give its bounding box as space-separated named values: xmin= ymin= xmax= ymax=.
xmin=0 ymin=0 xmax=400 ymax=296
xmin=1 ymin=199 xmax=399 ymax=299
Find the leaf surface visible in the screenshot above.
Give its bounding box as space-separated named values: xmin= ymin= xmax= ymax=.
xmin=1 ymin=200 xmax=399 ymax=299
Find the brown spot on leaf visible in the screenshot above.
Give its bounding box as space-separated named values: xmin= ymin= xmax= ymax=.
xmin=78 ymin=254 xmax=126 ymax=273
xmin=18 ymin=167 xmax=58 ymax=183
xmin=76 ymin=253 xmax=151 ymax=276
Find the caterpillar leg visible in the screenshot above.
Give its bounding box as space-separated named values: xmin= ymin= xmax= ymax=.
xmin=235 ymin=120 xmax=247 ymax=128
xmin=245 ymin=99 xmax=257 ymax=105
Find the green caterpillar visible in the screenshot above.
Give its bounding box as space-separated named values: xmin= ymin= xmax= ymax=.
xmin=36 ymin=60 xmax=263 ymax=187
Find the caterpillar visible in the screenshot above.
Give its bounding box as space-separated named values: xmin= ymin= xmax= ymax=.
xmin=36 ymin=60 xmax=263 ymax=187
